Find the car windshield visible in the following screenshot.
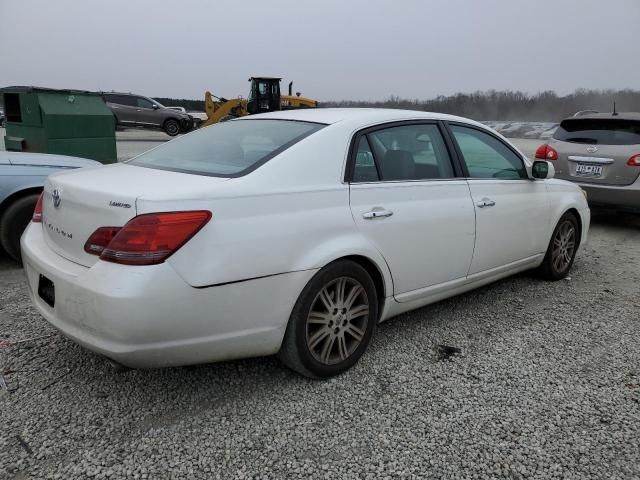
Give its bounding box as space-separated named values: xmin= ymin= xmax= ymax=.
xmin=553 ymin=118 xmax=640 ymax=145
xmin=129 ymin=119 xmax=325 ymax=177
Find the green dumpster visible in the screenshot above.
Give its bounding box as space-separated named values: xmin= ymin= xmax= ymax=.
xmin=2 ymin=86 xmax=117 ymax=163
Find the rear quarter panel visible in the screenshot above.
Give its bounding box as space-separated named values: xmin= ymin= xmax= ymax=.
xmin=151 ymin=123 xmax=394 ymax=295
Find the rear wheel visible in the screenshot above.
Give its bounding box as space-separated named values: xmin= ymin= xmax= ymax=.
xmin=0 ymin=194 xmax=40 ymax=263
xmin=163 ymin=119 xmax=180 ymax=136
xmin=537 ymin=212 xmax=579 ymax=280
xmin=279 ymin=260 xmax=378 ymax=378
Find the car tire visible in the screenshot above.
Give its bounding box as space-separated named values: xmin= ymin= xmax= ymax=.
xmin=278 ymin=260 xmax=378 ymax=378
xmin=537 ymin=211 xmax=580 ymax=281
xmin=163 ymin=119 xmax=180 ymax=136
xmin=0 ymin=193 xmax=40 ymax=263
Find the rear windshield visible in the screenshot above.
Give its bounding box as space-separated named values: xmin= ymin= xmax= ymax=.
xmin=553 ymin=118 xmax=640 ymax=145
xmin=129 ymin=119 xmax=325 ymax=177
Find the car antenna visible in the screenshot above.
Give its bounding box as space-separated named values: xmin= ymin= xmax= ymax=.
xmin=612 ymin=101 xmax=618 ymax=116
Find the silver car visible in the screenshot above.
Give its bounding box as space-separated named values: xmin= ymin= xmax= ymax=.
xmin=536 ymin=112 xmax=640 ymax=212
xmin=0 ymin=152 xmax=100 ymax=261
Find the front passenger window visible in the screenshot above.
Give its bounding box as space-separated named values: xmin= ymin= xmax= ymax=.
xmin=450 ymin=125 xmax=527 ymax=179
xmin=136 ymin=97 xmax=154 ymax=109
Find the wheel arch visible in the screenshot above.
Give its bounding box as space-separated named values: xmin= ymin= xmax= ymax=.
xmin=338 ymin=254 xmax=388 ymax=320
xmin=0 ymin=186 xmax=43 ymax=220
xmin=163 ymin=117 xmax=181 ymax=126
xmin=563 ymin=207 xmax=582 ymax=246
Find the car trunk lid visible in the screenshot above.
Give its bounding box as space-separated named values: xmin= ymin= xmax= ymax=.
xmin=42 ymin=163 xmax=228 ymax=267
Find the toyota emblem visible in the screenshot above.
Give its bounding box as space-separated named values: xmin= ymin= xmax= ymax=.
xmin=52 ymin=189 xmax=61 ymax=209
xmin=586 ymin=146 xmax=598 ymax=153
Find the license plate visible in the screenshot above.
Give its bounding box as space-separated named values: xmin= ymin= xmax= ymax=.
xmin=576 ymin=164 xmax=603 ymax=177
xmin=38 ymin=274 xmax=55 ymax=308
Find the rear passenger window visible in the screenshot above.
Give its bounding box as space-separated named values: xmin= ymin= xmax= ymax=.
xmin=352 ymin=124 xmax=454 ymax=182
xmin=450 ymin=125 xmax=527 ymax=179
xmin=109 ymin=95 xmax=135 ymax=106
xmin=353 ymin=137 xmax=379 ymax=182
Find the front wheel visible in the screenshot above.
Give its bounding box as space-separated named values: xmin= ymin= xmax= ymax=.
xmin=163 ymin=119 xmax=180 ymax=136
xmin=279 ymin=260 xmax=378 ymax=378
xmin=537 ymin=212 xmax=580 ymax=280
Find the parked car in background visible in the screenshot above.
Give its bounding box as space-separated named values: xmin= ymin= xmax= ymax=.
xmin=1 ymin=152 xmax=100 ymax=262
xmin=536 ymin=112 xmax=640 ymax=212
xmin=21 ymin=109 xmax=589 ymax=378
xmin=101 ymin=92 xmax=194 ymax=136
xmin=0 ymin=108 xmax=5 ymax=127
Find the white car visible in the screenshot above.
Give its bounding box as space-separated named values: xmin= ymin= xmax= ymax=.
xmin=21 ymin=109 xmax=590 ymax=378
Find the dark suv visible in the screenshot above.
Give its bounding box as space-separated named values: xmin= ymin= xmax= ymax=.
xmin=102 ymin=93 xmax=193 ymax=136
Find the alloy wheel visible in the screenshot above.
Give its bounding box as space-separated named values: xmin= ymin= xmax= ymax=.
xmin=165 ymin=120 xmax=179 ymax=135
xmin=551 ymin=220 xmax=576 ymax=272
xmin=305 ymin=277 xmax=369 ymax=365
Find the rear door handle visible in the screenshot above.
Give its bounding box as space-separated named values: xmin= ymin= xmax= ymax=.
xmin=363 ymin=208 xmax=394 ymax=219
xmin=476 ymin=198 xmax=496 ymax=208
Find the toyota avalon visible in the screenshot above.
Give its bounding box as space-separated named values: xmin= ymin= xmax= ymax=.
xmin=21 ymin=109 xmax=590 ymax=378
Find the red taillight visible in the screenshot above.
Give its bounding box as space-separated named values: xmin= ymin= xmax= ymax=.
xmin=97 ymin=211 xmax=212 ymax=266
xmin=534 ymin=144 xmax=558 ymax=161
xmin=84 ymin=227 xmax=122 ymax=255
xmin=32 ymin=192 xmax=44 ymax=222
xmin=627 ymin=154 xmax=640 ymax=166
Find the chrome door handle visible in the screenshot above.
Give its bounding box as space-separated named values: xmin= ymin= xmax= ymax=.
xmin=476 ymin=198 xmax=496 ymax=208
xmin=363 ymin=208 xmax=394 ymax=219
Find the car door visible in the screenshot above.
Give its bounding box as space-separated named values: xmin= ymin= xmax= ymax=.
xmin=134 ymin=96 xmax=161 ymax=127
xmin=348 ymin=122 xmax=476 ymax=301
xmin=446 ymin=123 xmax=550 ymax=276
xmin=106 ymin=94 xmax=137 ymax=125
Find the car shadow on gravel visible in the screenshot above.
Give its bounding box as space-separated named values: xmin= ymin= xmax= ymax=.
xmin=590 ymin=209 xmax=640 ymax=229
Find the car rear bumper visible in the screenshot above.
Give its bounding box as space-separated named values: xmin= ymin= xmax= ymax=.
xmin=577 ymin=177 xmax=640 ymax=212
xmin=21 ymin=223 xmax=316 ymax=368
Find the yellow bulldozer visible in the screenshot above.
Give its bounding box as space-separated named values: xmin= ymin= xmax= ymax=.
xmin=201 ymin=77 xmax=318 ymax=128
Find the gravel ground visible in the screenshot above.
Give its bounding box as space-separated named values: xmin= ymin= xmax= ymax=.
xmin=0 ymin=212 xmax=638 ymax=479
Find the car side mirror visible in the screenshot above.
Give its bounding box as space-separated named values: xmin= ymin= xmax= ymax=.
xmin=532 ymin=160 xmax=555 ymax=179
xmin=152 ymin=104 xmax=159 ymax=110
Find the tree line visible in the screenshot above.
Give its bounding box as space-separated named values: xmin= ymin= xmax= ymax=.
xmin=154 ymin=97 xmax=205 ymax=112
xmin=324 ymin=89 xmax=640 ymax=122
xmin=154 ymin=89 xmax=640 ymax=121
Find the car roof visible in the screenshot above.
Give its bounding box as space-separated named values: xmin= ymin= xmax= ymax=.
xmin=563 ymin=112 xmax=640 ymax=121
xmin=101 ymin=92 xmax=138 ymax=96
xmin=239 ymin=108 xmax=485 ymax=128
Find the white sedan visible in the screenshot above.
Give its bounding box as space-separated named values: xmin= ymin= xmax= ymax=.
xmin=21 ymin=109 xmax=590 ymax=378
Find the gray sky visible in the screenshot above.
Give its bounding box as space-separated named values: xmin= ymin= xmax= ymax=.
xmin=2 ymin=0 xmax=639 ymax=101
